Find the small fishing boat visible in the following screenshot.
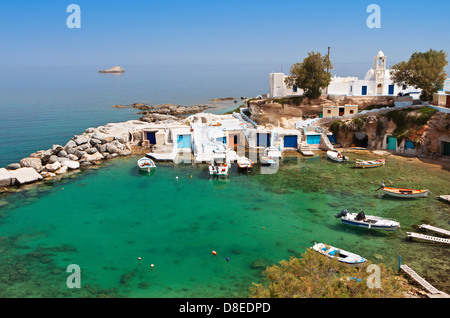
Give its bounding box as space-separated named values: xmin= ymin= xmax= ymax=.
xmin=260 ymin=146 xmax=281 ymax=166
xmin=237 ymin=156 xmax=253 ymax=170
xmin=312 ymin=243 xmax=367 ymax=267
xmin=137 ymin=157 xmax=156 ymax=172
xmin=381 ymin=186 xmax=429 ymax=198
xmin=209 ymin=152 xmax=231 ymax=176
xmin=327 ymin=150 xmax=348 ymax=162
xmin=335 ymin=209 xmax=400 ymax=231
xmin=354 ymin=158 xmax=385 ymax=168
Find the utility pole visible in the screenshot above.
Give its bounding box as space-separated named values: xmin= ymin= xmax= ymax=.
xmin=326 ymin=47 xmax=331 ymax=95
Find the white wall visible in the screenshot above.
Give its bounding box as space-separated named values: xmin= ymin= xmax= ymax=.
xmin=269 ymin=73 xmax=304 ymax=98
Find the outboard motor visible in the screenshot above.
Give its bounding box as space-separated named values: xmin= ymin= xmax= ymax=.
xmin=335 ymin=209 xmax=348 ymax=218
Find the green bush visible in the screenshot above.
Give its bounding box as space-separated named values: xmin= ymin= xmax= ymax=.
xmin=250 ymin=248 xmax=409 ymax=298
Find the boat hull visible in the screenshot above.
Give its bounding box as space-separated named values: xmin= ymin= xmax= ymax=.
xmin=137 ymin=157 xmax=156 ymax=171
xmin=312 ymin=243 xmax=366 ymax=267
xmin=209 ymin=165 xmax=230 ymax=176
xmin=355 ymin=159 xmax=385 ymax=168
xmin=327 ymin=151 xmax=348 ymax=162
xmin=382 ymin=187 xmax=428 ymax=198
xmin=341 ymin=218 xmax=399 ymax=231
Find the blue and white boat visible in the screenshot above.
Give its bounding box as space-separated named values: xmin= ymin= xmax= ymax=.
xmin=335 ymin=209 xmax=400 ymax=231
xmin=312 ymin=242 xmax=367 ymax=267
xmin=137 ymin=157 xmax=156 ymax=172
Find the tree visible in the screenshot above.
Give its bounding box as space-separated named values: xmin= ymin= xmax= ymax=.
xmin=390 ymin=49 xmax=448 ymax=101
xmin=249 ymin=248 xmax=410 ymax=298
xmin=285 ymin=51 xmax=332 ymax=100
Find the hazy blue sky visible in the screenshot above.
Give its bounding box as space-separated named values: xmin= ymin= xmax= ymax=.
xmin=1 ymin=0 xmax=449 ymax=73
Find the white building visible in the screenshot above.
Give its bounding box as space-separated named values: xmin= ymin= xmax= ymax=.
xmin=269 ymin=50 xmax=421 ymax=98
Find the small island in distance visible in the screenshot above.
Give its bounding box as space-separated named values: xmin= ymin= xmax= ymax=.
xmin=99 ymin=66 xmax=125 ymax=73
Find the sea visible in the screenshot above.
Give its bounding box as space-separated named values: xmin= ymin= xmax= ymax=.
xmin=0 ymin=64 xmax=449 ymax=298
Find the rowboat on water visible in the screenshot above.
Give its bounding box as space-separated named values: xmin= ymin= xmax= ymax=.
xmin=377 ymin=182 xmax=429 ymax=198
xmin=335 ymin=209 xmax=400 ymax=231
xmin=138 ymin=157 xmax=156 ymax=172
xmin=312 ymin=243 xmax=367 ymax=267
xmin=354 ymin=158 xmax=385 ymax=168
xmin=327 ymin=150 xmax=349 ymax=162
xmin=237 ymin=156 xmax=253 ymax=170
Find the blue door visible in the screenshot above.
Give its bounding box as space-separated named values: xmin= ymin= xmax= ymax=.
xmin=307 ymin=135 xmax=321 ymax=144
xmin=177 ymin=135 xmax=191 ymax=149
xmin=362 ymin=86 xmax=367 ymax=95
xmin=257 ymin=133 xmax=270 ymax=147
xmin=284 ymin=135 xmax=298 ymax=148
xmin=147 ymin=132 xmax=156 ymax=144
xmin=405 ymin=140 xmax=415 ymax=150
xmin=387 ymin=136 xmax=397 ymax=150
xmin=388 ymin=85 xmax=395 ymax=95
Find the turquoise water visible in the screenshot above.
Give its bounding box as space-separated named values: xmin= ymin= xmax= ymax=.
xmin=1 ymin=152 xmax=449 ymax=297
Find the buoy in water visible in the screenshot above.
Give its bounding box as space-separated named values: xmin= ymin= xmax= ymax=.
xmin=226 ymin=257 xmax=230 ymax=262
xmin=212 ymin=251 xmax=217 ymax=256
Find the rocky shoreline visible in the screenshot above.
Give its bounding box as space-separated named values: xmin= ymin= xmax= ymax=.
xmin=0 ymin=120 xmax=161 ymax=189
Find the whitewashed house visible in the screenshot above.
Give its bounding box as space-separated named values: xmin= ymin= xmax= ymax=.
xmin=269 ymin=50 xmax=421 ymax=98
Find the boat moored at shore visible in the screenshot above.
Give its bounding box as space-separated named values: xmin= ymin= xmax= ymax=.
xmin=327 ymin=150 xmax=349 ymax=162
xmin=137 ymin=157 xmax=156 ymax=172
xmin=312 ymin=242 xmax=367 ymax=267
xmin=335 ymin=209 xmax=400 ymax=231
xmin=355 ymin=158 xmax=385 ymax=168
xmin=381 ymin=186 xmax=429 ymax=198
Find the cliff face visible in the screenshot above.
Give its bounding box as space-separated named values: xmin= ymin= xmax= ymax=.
xmin=328 ymin=107 xmax=450 ymax=156
xmin=248 ymin=95 xmax=405 ymax=129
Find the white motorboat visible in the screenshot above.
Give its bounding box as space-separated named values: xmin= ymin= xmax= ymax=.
xmin=335 ymin=209 xmax=400 ymax=231
xmin=209 ymin=151 xmax=231 ymax=176
xmin=312 ymin=243 xmax=367 ymax=267
xmin=138 ymin=157 xmax=156 ymax=172
xmin=260 ymin=146 xmax=281 ymax=166
xmin=327 ymin=150 xmax=349 ymax=162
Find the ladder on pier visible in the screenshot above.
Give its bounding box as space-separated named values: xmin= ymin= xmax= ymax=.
xmin=406 ymin=232 xmax=450 ymax=245
xmin=418 ymin=224 xmax=450 ymax=237
xmin=400 ymin=265 xmax=449 ymax=297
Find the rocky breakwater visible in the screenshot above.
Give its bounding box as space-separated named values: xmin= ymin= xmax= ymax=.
xmin=114 ymin=103 xmax=210 ymax=123
xmin=0 ymin=120 xmax=164 ymax=188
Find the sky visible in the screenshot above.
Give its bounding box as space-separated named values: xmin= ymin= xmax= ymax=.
xmin=0 ymin=0 xmax=449 ymax=74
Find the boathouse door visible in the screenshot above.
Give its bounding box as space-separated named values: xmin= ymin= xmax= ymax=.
xmin=146 ymin=132 xmax=156 ymax=144
xmin=387 ymin=136 xmax=397 ymax=150
xmin=283 ymin=135 xmax=298 ymax=148
xmin=257 ymin=133 xmax=270 ymax=147
xmin=443 ymin=142 xmax=450 ymax=156
xmin=177 ymin=134 xmax=191 ymax=149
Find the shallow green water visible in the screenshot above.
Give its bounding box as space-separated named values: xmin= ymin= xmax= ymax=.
xmin=0 ymin=152 xmax=449 ymax=297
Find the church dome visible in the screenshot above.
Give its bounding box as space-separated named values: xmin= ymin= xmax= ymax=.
xmin=364 ymin=68 xmax=374 ymax=81
xmin=377 ymin=50 xmax=385 ymax=58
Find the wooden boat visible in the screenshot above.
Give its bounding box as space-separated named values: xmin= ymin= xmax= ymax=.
xmin=312 ymin=243 xmax=367 ymax=267
xmin=237 ymin=157 xmax=253 ymax=170
xmin=327 ymin=150 xmax=348 ymax=162
xmin=335 ymin=209 xmax=400 ymax=231
xmin=138 ymin=157 xmax=156 ymax=172
xmin=381 ymin=186 xmax=429 ymax=198
xmin=354 ymin=158 xmax=385 ymax=168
